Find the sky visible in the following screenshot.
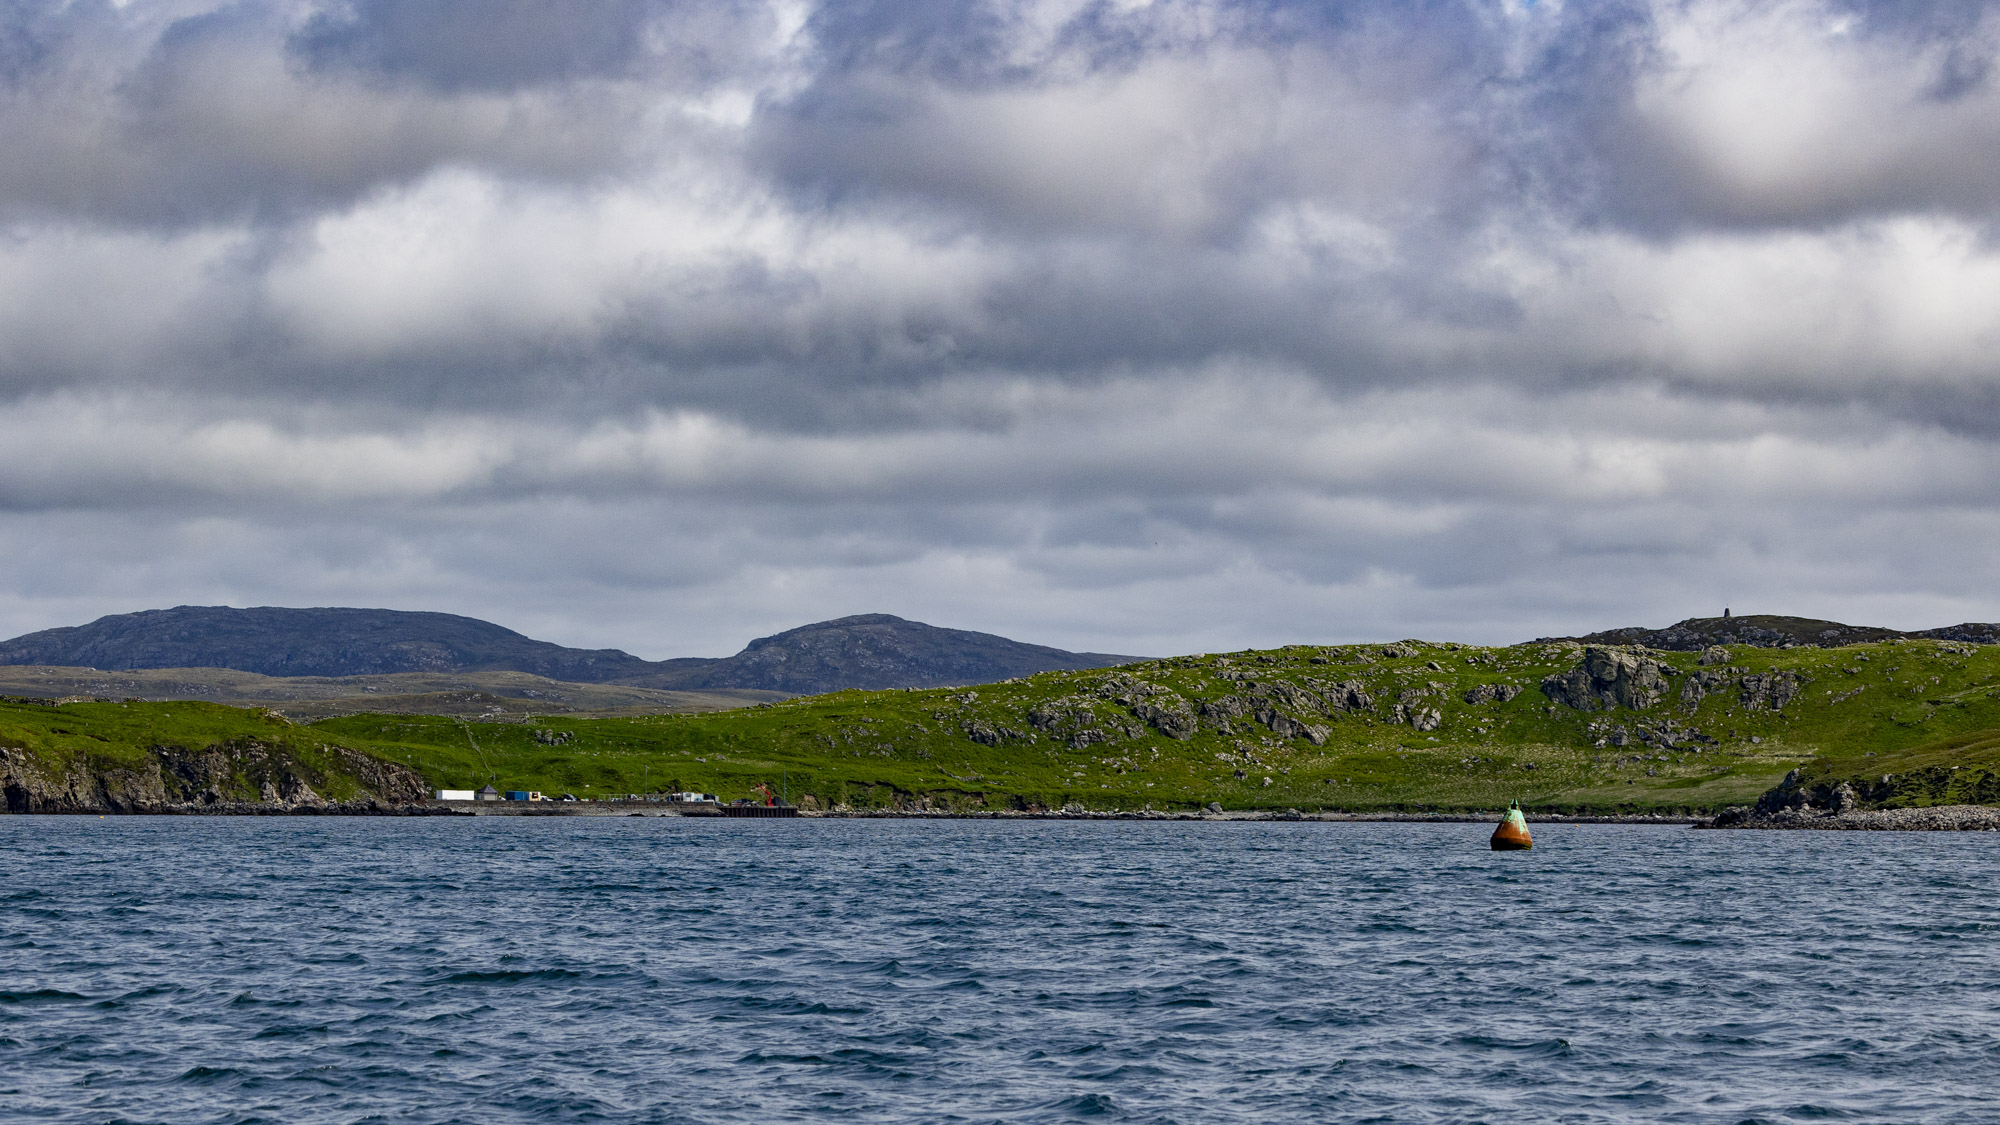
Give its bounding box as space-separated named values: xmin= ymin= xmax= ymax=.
xmin=2 ymin=0 xmax=1999 ymax=659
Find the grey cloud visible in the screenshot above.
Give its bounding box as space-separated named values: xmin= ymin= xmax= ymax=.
xmin=290 ymin=0 xmax=661 ymax=92
xmin=0 ymin=0 xmax=765 ymax=226
xmin=756 ymin=1 xmax=1498 ymax=242
xmin=0 ymin=0 xmax=79 ymax=84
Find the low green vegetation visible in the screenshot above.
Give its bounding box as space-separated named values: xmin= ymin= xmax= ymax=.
xmin=10 ymin=636 xmax=2000 ymax=814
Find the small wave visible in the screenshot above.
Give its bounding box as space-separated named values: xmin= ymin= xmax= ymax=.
xmin=1779 ymin=1102 xmax=1866 ymax=1119
xmin=252 ymin=1023 xmax=332 ymax=1039
xmin=437 ymin=968 xmax=585 ymax=984
xmin=1450 ymin=1035 xmax=1574 ymax=1057
xmin=1039 ymin=1092 xmax=1121 ymax=1118
xmin=227 ymin=992 xmax=305 ymax=1008
xmin=0 ymin=988 xmax=87 ymax=1005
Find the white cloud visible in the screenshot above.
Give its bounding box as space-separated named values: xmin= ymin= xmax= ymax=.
xmin=1626 ymin=0 xmax=2000 ymax=221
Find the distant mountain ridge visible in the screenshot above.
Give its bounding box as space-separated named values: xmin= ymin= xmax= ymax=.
xmin=1542 ymin=614 xmax=2000 ymax=650
xmin=0 ymin=607 xmax=1136 ymax=694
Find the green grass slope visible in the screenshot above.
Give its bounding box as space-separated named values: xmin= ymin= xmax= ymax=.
xmin=309 ymin=636 xmax=2000 ymax=814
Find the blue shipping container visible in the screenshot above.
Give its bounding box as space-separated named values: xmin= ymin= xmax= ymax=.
xmin=505 ymin=791 xmax=531 ymax=801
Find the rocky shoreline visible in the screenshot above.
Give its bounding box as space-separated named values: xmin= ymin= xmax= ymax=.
xmin=1691 ymin=765 xmax=2000 ymax=830
xmin=1698 ymin=804 xmax=2000 ymax=831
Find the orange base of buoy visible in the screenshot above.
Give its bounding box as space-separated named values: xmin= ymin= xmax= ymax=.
xmin=1491 ymin=803 xmax=1532 ymax=850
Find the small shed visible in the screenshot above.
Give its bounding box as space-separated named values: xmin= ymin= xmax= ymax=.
xmin=477 ymin=785 xmax=502 ymax=802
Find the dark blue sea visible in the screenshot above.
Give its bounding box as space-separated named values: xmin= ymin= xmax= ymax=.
xmin=4 ymin=818 xmax=1999 ymax=1124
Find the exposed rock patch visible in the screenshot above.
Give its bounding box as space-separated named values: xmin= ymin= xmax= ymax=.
xmin=1540 ymin=648 xmax=1671 ymax=711
xmin=1462 ymin=683 xmax=1521 ymax=705
xmin=1738 ymin=671 xmax=1806 ymax=711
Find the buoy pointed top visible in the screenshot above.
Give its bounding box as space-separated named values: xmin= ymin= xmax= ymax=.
xmin=1492 ymin=800 xmax=1533 ymax=850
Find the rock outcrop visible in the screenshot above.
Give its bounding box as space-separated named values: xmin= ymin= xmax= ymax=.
xmin=1737 ymin=671 xmax=1805 ymax=711
xmin=1462 ymin=683 xmax=1521 ymax=705
xmin=1540 ymin=648 xmax=1671 ymax=711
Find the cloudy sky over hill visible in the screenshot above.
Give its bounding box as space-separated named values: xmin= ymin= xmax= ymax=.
xmin=2 ymin=0 xmax=1997 ymax=656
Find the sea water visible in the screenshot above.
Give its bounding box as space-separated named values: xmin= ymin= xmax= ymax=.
xmin=4 ymin=817 xmax=1998 ymax=1123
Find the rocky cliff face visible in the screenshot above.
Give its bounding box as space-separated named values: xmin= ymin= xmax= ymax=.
xmin=0 ymin=737 xmax=429 ymax=814
xmin=1540 ymin=648 xmax=1673 ymax=711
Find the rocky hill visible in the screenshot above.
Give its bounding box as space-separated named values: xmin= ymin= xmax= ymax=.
xmin=0 ymin=606 xmax=663 ymax=681
xmin=629 ymin=614 xmax=1135 ymax=694
xmin=0 ymin=607 xmax=1135 ymax=694
xmin=1545 ymin=614 xmax=2000 ymax=651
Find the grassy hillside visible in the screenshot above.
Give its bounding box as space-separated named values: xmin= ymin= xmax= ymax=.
xmin=319 ymin=636 xmax=2000 ymax=814
xmin=10 ymin=636 xmax=2000 ymax=815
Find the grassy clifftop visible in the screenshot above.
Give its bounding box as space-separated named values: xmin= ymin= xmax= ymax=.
xmin=8 ymin=636 xmax=2000 ymax=814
